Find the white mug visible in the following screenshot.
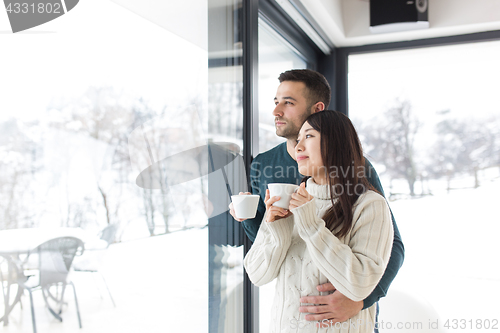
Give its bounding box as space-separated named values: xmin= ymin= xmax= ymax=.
xmin=231 ymin=195 xmax=260 ymax=219
xmin=268 ymin=183 xmax=299 ymax=209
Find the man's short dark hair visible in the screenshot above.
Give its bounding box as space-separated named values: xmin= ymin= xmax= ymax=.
xmin=278 ymin=69 xmax=331 ymax=108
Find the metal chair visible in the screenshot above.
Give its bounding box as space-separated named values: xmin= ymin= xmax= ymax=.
xmin=23 ymin=237 xmax=84 ymax=333
xmin=72 ymin=225 xmax=117 ymax=307
xmin=0 ymin=254 xmax=24 ymax=325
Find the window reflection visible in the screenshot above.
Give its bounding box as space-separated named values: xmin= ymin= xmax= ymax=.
xmin=208 ymin=0 xmax=245 ymax=332
xmin=0 ymin=0 xmax=247 ymax=331
xmin=256 ymin=18 xmax=308 ymax=333
xmin=258 ymin=19 xmax=308 ymax=154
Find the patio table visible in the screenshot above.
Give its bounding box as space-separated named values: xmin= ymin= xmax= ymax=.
xmin=0 ymin=227 xmax=105 ymax=326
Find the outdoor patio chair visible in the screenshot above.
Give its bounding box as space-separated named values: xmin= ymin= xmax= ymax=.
xmin=72 ymin=224 xmax=117 ymax=307
xmin=0 ymin=254 xmax=24 ymax=325
xmin=23 ymin=237 xmax=84 ymax=333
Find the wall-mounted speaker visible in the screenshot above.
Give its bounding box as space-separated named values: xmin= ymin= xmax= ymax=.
xmin=370 ymin=0 xmax=429 ymax=34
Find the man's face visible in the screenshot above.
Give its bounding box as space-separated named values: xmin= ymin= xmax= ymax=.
xmin=273 ymin=81 xmax=313 ymax=140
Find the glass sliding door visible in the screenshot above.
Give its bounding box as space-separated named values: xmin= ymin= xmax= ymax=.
xmin=0 ymin=0 xmax=247 ymax=332
xmin=256 ymin=18 xmax=309 ymax=333
xmin=348 ymin=41 xmax=500 ymax=328
xmin=258 ymin=18 xmax=309 ymax=154
xmin=207 ymin=0 xmax=246 ymax=332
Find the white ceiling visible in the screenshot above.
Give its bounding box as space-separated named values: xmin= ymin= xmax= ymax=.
xmin=109 ymin=0 xmax=500 ymax=51
xmin=300 ymin=0 xmax=500 ymax=47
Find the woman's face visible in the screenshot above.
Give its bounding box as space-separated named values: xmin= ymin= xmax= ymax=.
xmin=295 ymin=121 xmax=326 ymax=184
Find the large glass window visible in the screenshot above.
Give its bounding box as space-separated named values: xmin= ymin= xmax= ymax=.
xmin=257 ymin=18 xmax=309 ymax=332
xmin=207 ymin=0 xmax=246 ymax=332
xmin=348 ymin=41 xmax=500 ymax=327
xmin=258 ymin=18 xmax=309 ymax=154
xmin=0 ymin=0 xmax=246 ymax=332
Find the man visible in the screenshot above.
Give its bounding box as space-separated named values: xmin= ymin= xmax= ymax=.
xmin=230 ymin=69 xmax=404 ymax=326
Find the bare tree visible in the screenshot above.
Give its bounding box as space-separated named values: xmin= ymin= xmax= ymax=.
xmin=130 ymin=99 xmax=172 ymax=235
xmin=208 ymin=82 xmax=243 ymax=139
xmin=0 ymin=119 xmax=41 ymax=229
xmin=362 ymin=99 xmax=420 ymax=196
xmin=48 ymin=87 xmax=212 ymax=236
xmin=429 ymin=111 xmax=500 ymax=187
xmin=48 ymin=86 xmax=136 ymax=231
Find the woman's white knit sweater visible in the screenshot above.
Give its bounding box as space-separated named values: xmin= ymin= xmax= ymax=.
xmin=244 ymin=178 xmax=394 ymax=333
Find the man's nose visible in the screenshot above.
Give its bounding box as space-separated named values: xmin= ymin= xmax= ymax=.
xmin=273 ymin=103 xmax=283 ymax=117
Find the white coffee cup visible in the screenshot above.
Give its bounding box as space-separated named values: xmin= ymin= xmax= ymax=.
xmin=268 ymin=183 xmax=299 ymax=209
xmin=231 ymin=195 xmax=260 ymax=219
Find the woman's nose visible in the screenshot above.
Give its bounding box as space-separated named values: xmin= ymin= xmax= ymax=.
xmin=295 ymin=141 xmax=303 ymax=152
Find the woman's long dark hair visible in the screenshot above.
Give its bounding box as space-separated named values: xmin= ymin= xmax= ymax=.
xmin=303 ymin=110 xmax=373 ymax=239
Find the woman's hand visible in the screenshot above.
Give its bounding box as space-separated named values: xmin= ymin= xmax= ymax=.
xmin=289 ymin=182 xmax=313 ymax=210
xmin=265 ymin=189 xmax=292 ymax=222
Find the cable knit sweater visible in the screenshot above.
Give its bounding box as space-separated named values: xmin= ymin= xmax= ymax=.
xmin=243 ymin=178 xmax=394 ymax=333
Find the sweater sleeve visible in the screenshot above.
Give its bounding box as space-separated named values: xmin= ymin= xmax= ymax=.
xmin=291 ymin=194 xmax=394 ymax=302
xmin=363 ymin=159 xmax=405 ymax=309
xmin=243 ymin=213 xmax=294 ymax=286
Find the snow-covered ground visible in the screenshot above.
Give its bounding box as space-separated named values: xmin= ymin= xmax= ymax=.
xmin=1 ymin=228 xmax=210 ymax=333
xmin=379 ymin=176 xmax=500 ymax=331
xmin=3 ymin=177 xmax=499 ymax=333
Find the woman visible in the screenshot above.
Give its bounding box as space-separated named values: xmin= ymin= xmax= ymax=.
xmin=244 ymin=110 xmax=393 ymax=332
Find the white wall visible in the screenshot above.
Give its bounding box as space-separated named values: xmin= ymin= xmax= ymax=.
xmin=301 ymin=0 xmax=500 ymax=47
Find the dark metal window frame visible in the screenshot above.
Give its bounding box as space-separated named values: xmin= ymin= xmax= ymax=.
xmin=242 ymin=0 xmax=330 ymax=332
xmin=333 ymin=30 xmax=500 ymax=116
xmin=242 ymin=0 xmax=259 ymax=332
xmin=258 ymin=0 xmax=321 ymax=66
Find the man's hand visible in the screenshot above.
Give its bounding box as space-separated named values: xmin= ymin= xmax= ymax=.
xmin=229 ymin=192 xmax=251 ymax=222
xmin=299 ymin=283 xmax=363 ymax=325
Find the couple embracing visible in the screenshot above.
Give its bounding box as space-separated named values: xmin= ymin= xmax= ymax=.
xmin=230 ymin=69 xmax=404 ymax=333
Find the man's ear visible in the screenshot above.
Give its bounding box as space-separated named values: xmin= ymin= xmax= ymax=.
xmin=312 ymin=102 xmax=325 ymax=113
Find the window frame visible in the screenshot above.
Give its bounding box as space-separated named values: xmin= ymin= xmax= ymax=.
xmin=242 ymin=1 xmax=331 ymax=332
